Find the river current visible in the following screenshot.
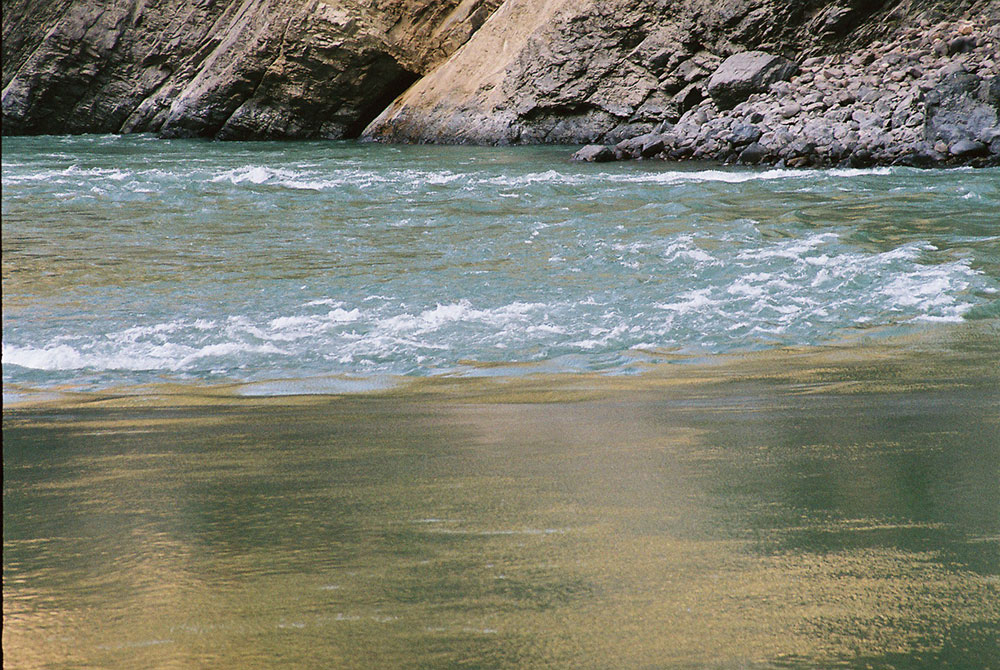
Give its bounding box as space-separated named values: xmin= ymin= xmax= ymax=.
xmin=4 ymin=135 xmax=1000 ymax=670
xmin=3 ymin=134 xmax=999 ymax=395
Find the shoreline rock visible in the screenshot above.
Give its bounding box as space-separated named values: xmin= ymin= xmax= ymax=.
xmin=3 ymin=0 xmax=999 ymax=168
xmin=363 ymin=0 xmax=999 ymax=168
xmin=578 ymin=16 xmax=1000 ymax=168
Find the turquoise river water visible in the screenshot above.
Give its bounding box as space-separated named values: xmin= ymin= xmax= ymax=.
xmin=3 ymin=135 xmax=999 ymax=670
xmin=3 ymin=134 xmax=999 ymax=394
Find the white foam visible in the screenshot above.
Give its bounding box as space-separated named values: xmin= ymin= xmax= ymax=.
xmin=661 ymin=237 xmax=715 ymax=264
xmin=375 ymin=300 xmax=546 ymax=335
xmin=881 ymin=262 xmax=974 ymax=312
xmin=3 ymin=165 xmax=134 ymax=184
xmin=736 ymin=233 xmax=839 ymax=262
xmin=270 ymin=308 xmax=360 ymax=331
xmin=425 ymin=171 xmax=463 ymax=185
xmin=568 ymin=324 xmax=630 ymax=350
xmin=478 ymin=169 xmax=577 ymax=188
xmin=211 ymin=165 xmax=306 ymax=185
xmin=267 ymin=315 xmax=317 ymax=331
xmin=825 ymin=167 xmax=894 ymax=177
xmin=613 ymin=168 xmax=805 ymax=185
xmin=656 ymin=288 xmax=718 ymax=313
xmin=2 ymin=340 xmax=286 ymax=372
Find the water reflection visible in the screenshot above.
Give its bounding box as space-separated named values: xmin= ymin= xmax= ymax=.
xmin=4 ymin=337 xmax=999 ymax=669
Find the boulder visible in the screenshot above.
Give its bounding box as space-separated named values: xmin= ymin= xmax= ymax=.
xmin=947 ymin=35 xmax=977 ymax=54
xmin=572 ymin=144 xmax=617 ymax=162
xmin=949 ymin=139 xmax=988 ymax=156
xmin=707 ymin=51 xmax=798 ymax=110
xmin=728 ymin=123 xmax=763 ymax=146
xmin=615 ymin=135 xmax=647 ymax=158
xmin=639 ymin=134 xmax=666 ymax=157
xmin=737 ymin=141 xmax=768 ymax=164
xmin=924 ymin=72 xmax=1000 ymax=146
xmin=617 ymin=132 xmax=666 ymax=158
xmin=669 ymin=83 xmax=705 ymax=120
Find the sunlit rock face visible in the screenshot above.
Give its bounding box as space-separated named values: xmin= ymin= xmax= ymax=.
xmin=4 ymin=0 xmax=998 ymax=148
xmin=1 ymin=0 xmax=501 ymax=139
xmin=362 ymin=0 xmax=1000 ymax=148
xmin=362 ymin=0 xmax=834 ymax=145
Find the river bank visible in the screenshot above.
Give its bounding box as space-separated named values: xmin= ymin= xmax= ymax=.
xmin=5 ymin=1 xmax=998 ymax=169
xmin=575 ymin=17 xmax=1000 ymax=168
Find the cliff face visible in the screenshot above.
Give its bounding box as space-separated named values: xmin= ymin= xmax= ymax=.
xmin=1 ymin=0 xmax=501 ymax=138
xmin=3 ymin=0 xmax=998 ymax=160
xmin=362 ymin=0 xmax=820 ymax=144
xmin=362 ymin=0 xmax=999 ymax=146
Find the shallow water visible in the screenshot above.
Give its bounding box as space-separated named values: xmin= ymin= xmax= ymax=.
xmin=4 ymin=335 xmax=999 ymax=670
xmin=3 ymin=135 xmax=999 ymax=394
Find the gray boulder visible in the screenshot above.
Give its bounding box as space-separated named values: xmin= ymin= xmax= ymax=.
xmin=617 ymin=132 xmax=666 ymax=158
xmin=949 ymin=139 xmax=988 ymax=157
xmin=639 ymin=134 xmax=666 ymax=157
xmin=924 ymin=73 xmax=1000 ymax=146
xmin=728 ymin=123 xmax=762 ymax=146
xmin=572 ymin=145 xmax=617 ymax=162
xmin=737 ymin=142 xmax=768 ymax=164
xmin=707 ymin=51 xmax=798 ymax=110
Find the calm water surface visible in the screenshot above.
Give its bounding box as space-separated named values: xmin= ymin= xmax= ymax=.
xmin=4 ymin=348 xmax=999 ymax=670
xmin=2 ymin=136 xmax=999 ymax=669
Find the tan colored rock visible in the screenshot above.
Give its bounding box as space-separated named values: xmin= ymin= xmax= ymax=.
xmin=364 ymin=0 xmax=574 ymax=144
xmin=363 ymin=0 xmax=936 ymax=145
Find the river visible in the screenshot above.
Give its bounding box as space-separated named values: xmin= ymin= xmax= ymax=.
xmin=3 ymin=135 xmax=998 ymax=669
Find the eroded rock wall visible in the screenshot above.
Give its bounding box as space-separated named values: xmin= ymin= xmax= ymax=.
xmin=362 ymin=0 xmax=999 ymax=147
xmin=592 ymin=15 xmax=1000 ymax=168
xmin=1 ymin=0 xmax=501 ymax=138
xmin=4 ymin=0 xmax=997 ymax=159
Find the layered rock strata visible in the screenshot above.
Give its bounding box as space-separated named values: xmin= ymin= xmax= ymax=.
xmin=364 ymin=0 xmax=844 ymax=145
xmin=2 ymin=0 xmax=501 ymax=138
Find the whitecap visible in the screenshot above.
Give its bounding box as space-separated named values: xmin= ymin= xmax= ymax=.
xmin=655 ymin=289 xmax=718 ymax=313
xmin=736 ymin=233 xmax=838 ymax=262
xmin=2 ymin=340 xmax=286 ymax=372
xmin=211 ymin=165 xmax=312 ymax=185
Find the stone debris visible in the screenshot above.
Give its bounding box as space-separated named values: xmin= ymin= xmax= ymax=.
xmin=706 ymin=51 xmax=799 ymax=110
xmin=583 ymin=17 xmax=1000 ymax=168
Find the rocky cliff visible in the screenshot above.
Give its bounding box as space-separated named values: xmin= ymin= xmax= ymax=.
xmin=4 ymin=0 xmax=999 ymax=166
xmin=2 ymin=0 xmax=501 ymax=138
xmin=362 ymin=0 xmax=998 ymax=159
